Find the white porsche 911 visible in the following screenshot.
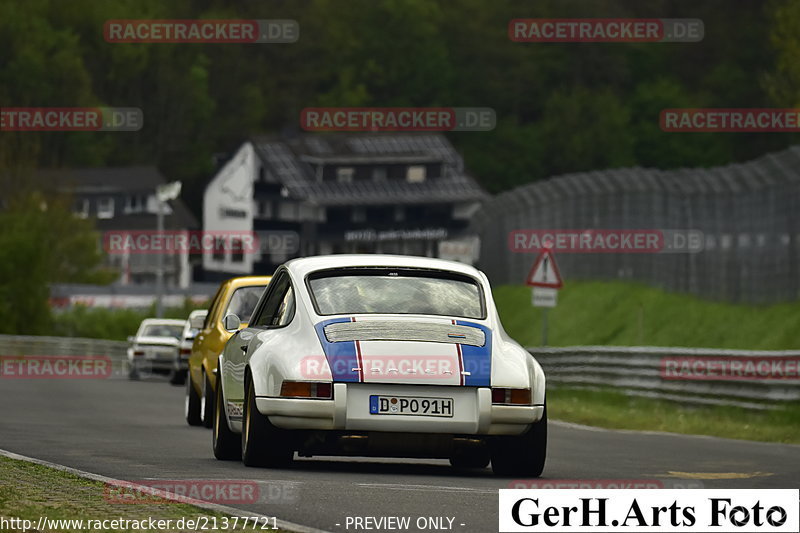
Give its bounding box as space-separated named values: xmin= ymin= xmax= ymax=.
xmin=212 ymin=255 xmax=547 ymax=476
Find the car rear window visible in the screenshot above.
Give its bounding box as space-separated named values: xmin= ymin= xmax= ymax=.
xmin=308 ymin=269 xmax=485 ymax=319
xmin=141 ymin=324 xmax=183 ymax=339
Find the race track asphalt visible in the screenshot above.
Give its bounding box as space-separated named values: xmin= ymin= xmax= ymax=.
xmin=1 ymin=376 xmax=798 ymax=532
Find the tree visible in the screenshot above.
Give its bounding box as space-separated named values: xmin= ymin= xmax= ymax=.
xmin=0 ymin=172 xmax=114 ymax=335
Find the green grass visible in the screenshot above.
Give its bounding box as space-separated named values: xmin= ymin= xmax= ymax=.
xmin=549 ymin=386 xmax=800 ymax=444
xmin=494 ymin=281 xmax=800 ymax=442
xmin=0 ymin=456 xmax=288 ymax=532
xmin=494 ymin=280 xmax=800 ymax=349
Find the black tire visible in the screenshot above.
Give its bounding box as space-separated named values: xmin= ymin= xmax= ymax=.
xmin=201 ymin=372 xmax=214 ymax=429
xmin=213 ymin=373 xmax=241 ymax=460
xmin=185 ymin=372 xmax=203 ymax=426
xmin=241 ymin=377 xmax=293 ymax=468
xmin=449 ymin=445 xmax=491 ymax=469
xmin=490 ymin=406 xmax=547 ymax=477
xmin=169 ymin=368 xmax=186 ymax=386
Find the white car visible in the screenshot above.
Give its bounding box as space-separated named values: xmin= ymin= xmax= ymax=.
xmin=212 ymin=255 xmax=547 ymax=476
xmin=169 ymin=310 xmax=208 ymax=386
xmin=127 ymin=318 xmax=186 ymax=380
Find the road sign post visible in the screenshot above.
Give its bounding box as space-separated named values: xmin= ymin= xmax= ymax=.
xmin=525 ymin=250 xmax=563 ymax=346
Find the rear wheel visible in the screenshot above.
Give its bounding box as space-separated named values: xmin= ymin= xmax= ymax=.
xmin=185 ymin=372 xmax=202 ymax=426
xmin=490 ymin=406 xmax=547 ymax=477
xmin=201 ymin=372 xmax=214 ymax=429
xmin=128 ymin=359 xmax=139 ymax=380
xmin=241 ymin=377 xmax=293 ymax=467
xmin=213 ymin=374 xmax=241 ymax=460
xmin=169 ymin=366 xmax=186 ymax=385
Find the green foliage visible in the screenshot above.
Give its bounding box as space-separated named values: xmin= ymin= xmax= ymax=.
xmin=2 ymin=0 xmax=798 ymax=199
xmin=495 ymin=281 xmax=800 ymax=350
xmin=51 ymin=299 xmax=208 ymax=341
xmin=0 ymin=187 xmax=115 ymax=335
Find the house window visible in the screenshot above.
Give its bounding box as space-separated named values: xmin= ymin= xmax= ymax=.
xmin=74 ymin=199 xmax=89 ymax=219
xmin=97 ymin=197 xmax=115 ymax=219
xmin=406 ymin=165 xmax=426 ymax=183
xmin=278 ymin=201 xmax=299 ymax=221
xmin=212 ymin=237 xmax=226 ymax=262
xmin=259 ymin=200 xmax=273 ymax=219
xmin=372 ymin=167 xmax=387 ymax=182
xmin=231 ymin=238 xmax=244 ymax=263
xmin=337 ymin=167 xmax=354 ymax=184
xmin=124 ymin=194 xmax=145 ymax=214
xmin=352 ymin=207 xmax=366 ymax=223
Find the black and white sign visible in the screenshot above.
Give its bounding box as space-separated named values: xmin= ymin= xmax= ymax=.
xmin=499 ymin=489 xmax=799 ymax=532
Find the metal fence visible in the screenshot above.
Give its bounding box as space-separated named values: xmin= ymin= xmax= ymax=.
xmin=0 ymin=334 xmax=129 ymax=377
xmin=473 ymin=145 xmax=800 ymax=303
xmin=529 ymin=346 xmax=800 ymax=409
xmin=1 ymin=335 xmax=796 ymax=410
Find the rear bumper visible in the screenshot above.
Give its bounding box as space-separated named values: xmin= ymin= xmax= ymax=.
xmin=129 ymin=352 xmax=175 ymax=370
xmin=255 ymin=383 xmax=543 ymax=436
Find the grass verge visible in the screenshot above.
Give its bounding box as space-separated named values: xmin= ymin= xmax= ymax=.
xmin=550 ymin=386 xmax=800 ymax=444
xmin=0 ymin=456 xmax=288 ymax=533
xmin=494 ymin=281 xmax=800 ymax=349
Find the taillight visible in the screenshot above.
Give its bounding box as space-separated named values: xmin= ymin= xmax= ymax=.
xmin=280 ymin=381 xmax=333 ymax=399
xmin=491 ymin=388 xmax=531 ymax=405
xmin=133 ymin=350 xmax=145 ymax=357
xmin=180 ymin=348 xmax=192 ymax=355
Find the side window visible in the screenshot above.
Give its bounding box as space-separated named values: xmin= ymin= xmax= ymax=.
xmin=274 ymin=286 xmax=295 ymax=326
xmin=252 ymin=274 xmax=293 ymax=328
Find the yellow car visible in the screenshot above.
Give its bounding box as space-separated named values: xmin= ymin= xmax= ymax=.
xmin=185 ymin=275 xmax=271 ymax=427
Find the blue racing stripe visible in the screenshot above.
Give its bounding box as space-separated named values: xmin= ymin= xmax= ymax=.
xmin=456 ymin=321 xmax=492 ymax=387
xmin=314 ymin=318 xmax=360 ymax=382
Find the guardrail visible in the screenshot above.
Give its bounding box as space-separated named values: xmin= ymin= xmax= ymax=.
xmin=1 ymin=336 xmax=797 ymax=409
xmin=0 ymin=334 xmax=129 ymax=377
xmin=527 ymin=346 xmax=800 ymax=410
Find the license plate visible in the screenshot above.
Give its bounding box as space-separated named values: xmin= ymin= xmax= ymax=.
xmin=146 ymin=350 xmax=171 ymax=360
xmin=369 ymin=395 xmax=454 ymax=417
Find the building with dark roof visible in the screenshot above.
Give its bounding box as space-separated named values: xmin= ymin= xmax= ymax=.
xmin=41 ymin=166 xmax=198 ymax=288
xmin=203 ymin=133 xmax=487 ymax=279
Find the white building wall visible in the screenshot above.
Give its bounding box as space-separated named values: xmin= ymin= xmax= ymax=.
xmin=203 ymin=142 xmax=257 ymax=275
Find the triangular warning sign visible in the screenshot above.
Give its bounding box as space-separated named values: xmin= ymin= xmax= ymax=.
xmin=525 ymin=250 xmax=563 ymax=288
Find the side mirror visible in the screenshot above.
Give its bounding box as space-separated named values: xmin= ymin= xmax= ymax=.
xmin=189 ymin=312 xmax=207 ymax=329
xmin=223 ymin=313 xmax=241 ymax=332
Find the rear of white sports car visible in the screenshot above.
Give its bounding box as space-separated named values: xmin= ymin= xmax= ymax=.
xmin=237 ymin=258 xmax=547 ymax=476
